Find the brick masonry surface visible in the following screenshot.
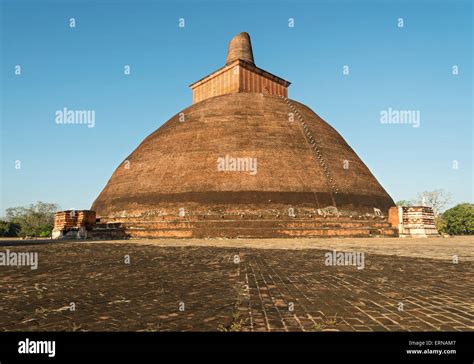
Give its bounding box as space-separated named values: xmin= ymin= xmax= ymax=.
xmin=0 ymin=238 xmax=472 ymax=332
xmin=190 ymin=61 xmax=288 ymax=104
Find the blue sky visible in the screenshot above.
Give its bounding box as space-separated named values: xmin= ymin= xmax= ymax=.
xmin=1 ymin=0 xmax=472 ymax=214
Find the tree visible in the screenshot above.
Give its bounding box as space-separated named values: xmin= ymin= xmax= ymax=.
xmin=440 ymin=203 xmax=474 ymax=235
xmin=396 ymin=200 xmax=413 ymax=207
xmin=0 ymin=220 xmax=21 ymax=237
xmin=434 ymin=215 xmax=446 ymax=233
xmin=5 ymin=201 xmax=59 ymax=238
xmin=415 ymin=189 xmax=452 ymax=216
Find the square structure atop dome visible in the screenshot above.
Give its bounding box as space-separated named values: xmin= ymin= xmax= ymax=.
xmin=189 ymin=33 xmax=290 ymax=104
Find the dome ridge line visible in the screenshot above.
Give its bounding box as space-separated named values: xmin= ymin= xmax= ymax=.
xmin=281 ymin=95 xmax=340 ymax=206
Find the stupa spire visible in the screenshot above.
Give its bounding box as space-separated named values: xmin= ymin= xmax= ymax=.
xmin=226 ymin=32 xmax=255 ymax=65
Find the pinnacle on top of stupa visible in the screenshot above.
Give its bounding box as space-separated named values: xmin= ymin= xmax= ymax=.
xmin=225 ymin=32 xmax=255 ymax=65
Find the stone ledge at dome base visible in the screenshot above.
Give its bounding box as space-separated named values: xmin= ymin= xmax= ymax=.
xmin=52 ymin=206 xmax=404 ymax=239
xmin=61 ymin=215 xmax=398 ymax=239
xmin=92 ymin=191 xmax=395 ymax=219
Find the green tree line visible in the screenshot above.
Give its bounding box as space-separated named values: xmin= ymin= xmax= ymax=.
xmin=0 ymin=201 xmax=59 ymax=238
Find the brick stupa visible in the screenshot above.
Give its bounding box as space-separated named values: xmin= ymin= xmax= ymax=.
xmin=91 ymin=32 xmax=397 ymax=238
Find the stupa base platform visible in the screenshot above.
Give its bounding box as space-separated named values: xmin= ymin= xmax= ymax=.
xmin=92 ymin=214 xmax=398 ymax=239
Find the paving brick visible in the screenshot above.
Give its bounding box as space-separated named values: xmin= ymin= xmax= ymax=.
xmin=0 ymin=240 xmax=472 ymax=332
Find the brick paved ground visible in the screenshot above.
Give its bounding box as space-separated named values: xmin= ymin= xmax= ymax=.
xmin=0 ymin=238 xmax=472 ymax=331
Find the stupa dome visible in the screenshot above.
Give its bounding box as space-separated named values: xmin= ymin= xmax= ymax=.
xmin=91 ymin=32 xmax=395 ymax=237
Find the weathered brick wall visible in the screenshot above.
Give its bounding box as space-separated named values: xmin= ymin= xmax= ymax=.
xmin=53 ymin=210 xmax=129 ymax=240
xmin=402 ymin=206 xmax=436 ymax=229
xmin=191 ymin=64 xmax=240 ymax=104
xmin=388 ymin=206 xmax=438 ymax=237
xmin=191 ymin=60 xmax=289 ymax=104
xmin=99 ymin=213 xmax=397 ymax=238
xmin=53 ymin=210 xmax=96 ymax=230
xmin=388 ymin=206 xmax=400 ymax=227
xmin=240 ymin=66 xmax=287 ymax=97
